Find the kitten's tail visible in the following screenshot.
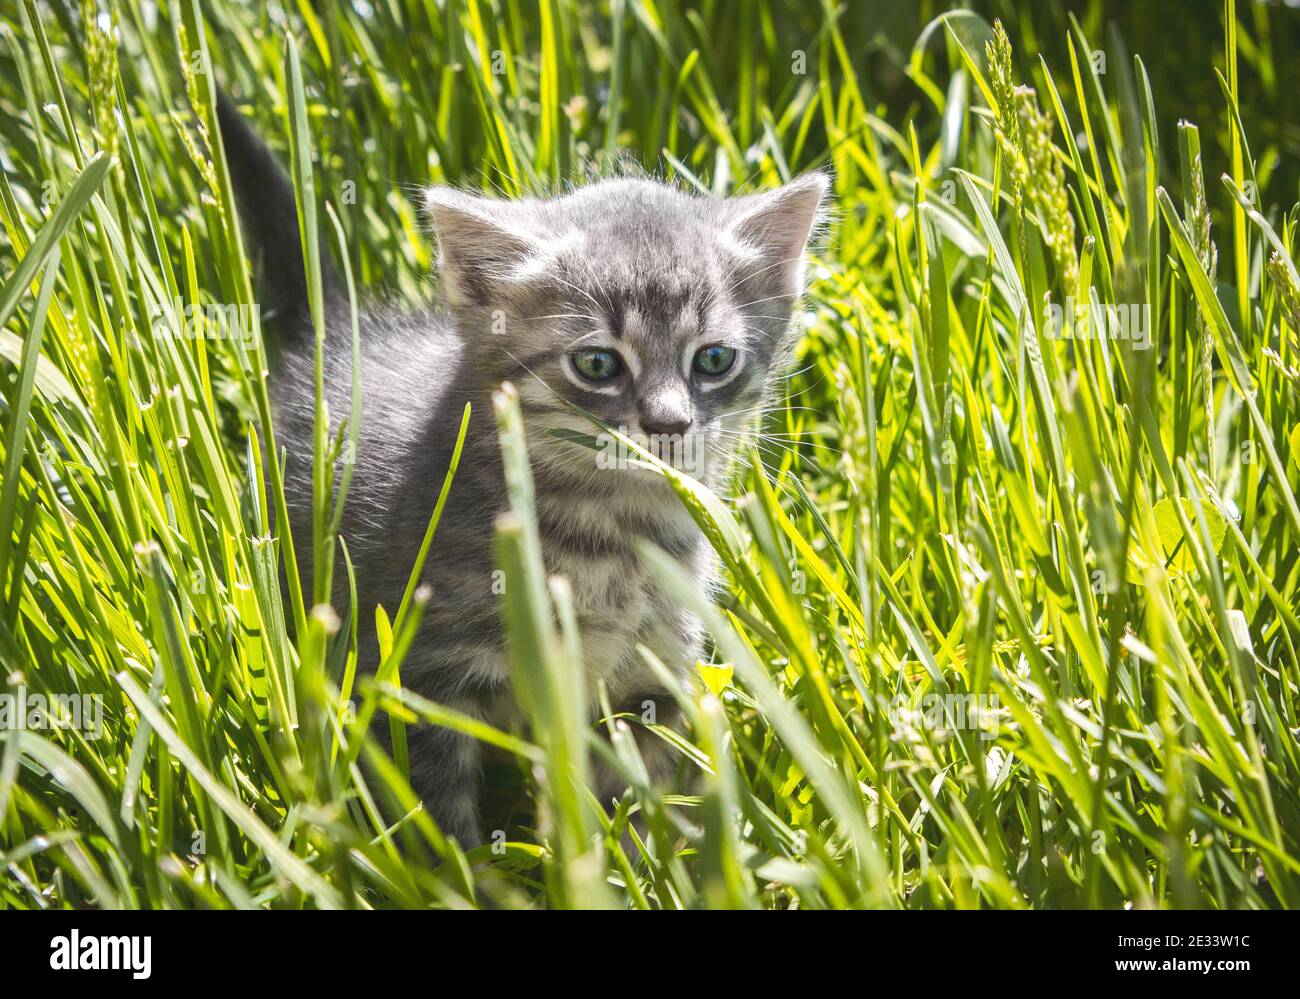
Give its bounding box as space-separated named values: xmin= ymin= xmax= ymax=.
xmin=215 ymin=89 xmax=341 ymax=342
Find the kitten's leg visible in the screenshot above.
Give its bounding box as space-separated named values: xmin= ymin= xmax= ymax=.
xmin=591 ymin=607 xmax=700 ymax=809
xmin=405 ymin=724 xmax=484 ymax=848
xmin=591 ymin=688 xmax=685 ymax=809
xmin=395 ymin=643 xmax=511 ymax=849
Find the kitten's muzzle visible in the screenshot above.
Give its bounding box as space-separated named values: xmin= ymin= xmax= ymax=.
xmin=639 ymin=415 xmax=693 ymax=437
xmin=637 ymin=381 xmax=693 ymax=437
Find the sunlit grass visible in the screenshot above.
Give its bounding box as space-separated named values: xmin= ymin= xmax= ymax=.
xmin=0 ymin=0 xmax=1297 ymax=909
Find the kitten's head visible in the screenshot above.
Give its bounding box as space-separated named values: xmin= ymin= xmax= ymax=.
xmin=423 ymin=174 xmax=828 ymax=489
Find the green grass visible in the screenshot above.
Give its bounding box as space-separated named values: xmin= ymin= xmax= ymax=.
xmin=1 ymin=0 xmax=1298 ymax=909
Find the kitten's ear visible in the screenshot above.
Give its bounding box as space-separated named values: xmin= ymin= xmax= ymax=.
xmin=422 ymin=188 xmax=550 ymax=308
xmin=721 ymin=172 xmax=829 ymax=303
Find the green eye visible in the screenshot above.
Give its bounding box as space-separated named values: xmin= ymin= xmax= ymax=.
xmin=571 ymin=348 xmax=624 ymax=381
xmin=693 ymin=344 xmax=737 ymax=376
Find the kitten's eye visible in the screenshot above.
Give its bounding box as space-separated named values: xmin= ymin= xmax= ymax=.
xmin=571 ymin=348 xmax=624 ymax=382
xmin=692 ymin=344 xmax=737 ymax=376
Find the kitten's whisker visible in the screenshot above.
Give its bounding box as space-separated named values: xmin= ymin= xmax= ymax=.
xmin=566 ymin=328 xmax=613 ymax=347
xmin=712 ymin=403 xmax=824 ymax=422
xmin=734 ymin=445 xmax=818 ymax=507
xmin=523 ymin=312 xmax=601 ymax=323
xmin=716 ymin=252 xmax=822 ymax=303
xmin=712 ymin=431 xmax=842 ymax=463
xmin=769 ymin=366 xmax=832 ymax=399
xmin=773 ymin=360 xmax=821 ymax=384
xmin=729 ymin=290 xmax=810 ymax=312
xmin=550 ymin=274 xmax=613 ymax=322
xmin=713 ymin=427 xmax=842 ymax=451
xmin=495 ymin=344 xmax=573 ymax=408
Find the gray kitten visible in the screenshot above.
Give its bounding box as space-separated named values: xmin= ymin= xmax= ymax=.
xmin=217 ymin=94 xmax=827 ymax=845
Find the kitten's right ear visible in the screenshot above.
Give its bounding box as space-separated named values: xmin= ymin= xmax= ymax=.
xmin=720 ymin=172 xmax=829 ymax=304
xmin=422 ymin=188 xmax=549 ymax=309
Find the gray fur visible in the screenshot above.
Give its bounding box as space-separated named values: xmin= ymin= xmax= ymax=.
xmin=221 ymin=100 xmax=826 ymax=845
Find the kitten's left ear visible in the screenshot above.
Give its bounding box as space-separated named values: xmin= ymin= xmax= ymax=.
xmin=721 ymin=172 xmax=830 ymax=303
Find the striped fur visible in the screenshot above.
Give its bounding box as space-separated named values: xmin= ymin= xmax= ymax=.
xmin=220 ymin=97 xmax=827 ymax=844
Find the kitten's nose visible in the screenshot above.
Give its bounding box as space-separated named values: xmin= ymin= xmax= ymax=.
xmin=641 ymin=415 xmax=692 ymax=437
xmin=638 ymin=387 xmax=693 ymax=437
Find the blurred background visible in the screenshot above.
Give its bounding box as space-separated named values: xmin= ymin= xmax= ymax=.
xmin=187 ymin=0 xmax=1300 ymax=293
xmin=860 ymin=0 xmax=1300 ymax=202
